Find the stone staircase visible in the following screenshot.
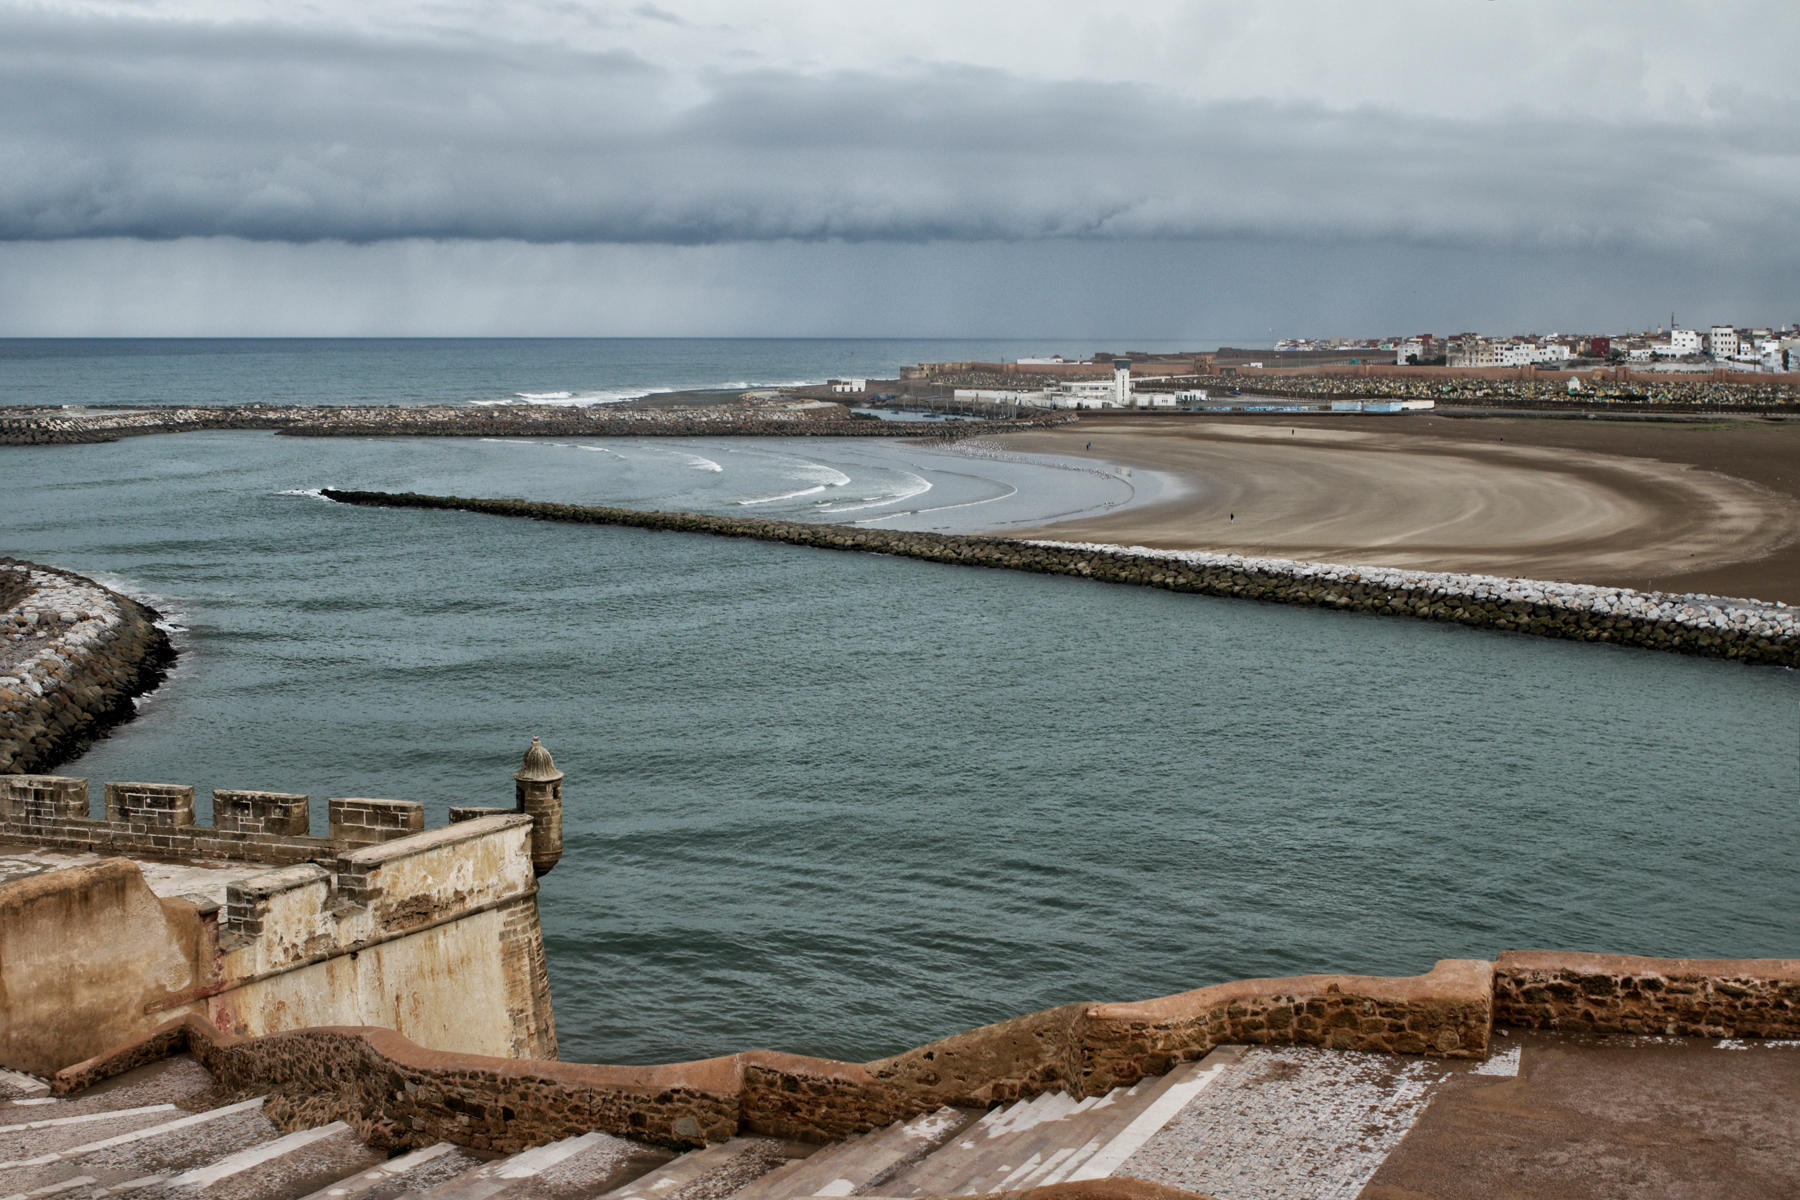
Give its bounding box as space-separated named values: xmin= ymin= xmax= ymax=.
xmin=1 ymin=1050 xmax=1237 ymax=1200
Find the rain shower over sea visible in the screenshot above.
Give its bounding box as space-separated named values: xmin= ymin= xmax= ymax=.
xmin=3 ymin=338 xmax=1796 ymax=1067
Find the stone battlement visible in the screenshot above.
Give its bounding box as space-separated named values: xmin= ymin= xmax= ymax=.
xmin=0 ymin=740 xmax=567 ymax=1077
xmin=0 ymin=774 xmax=436 ymax=865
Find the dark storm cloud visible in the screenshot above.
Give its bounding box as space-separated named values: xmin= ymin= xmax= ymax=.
xmin=2 ymin=13 xmax=1796 ymax=254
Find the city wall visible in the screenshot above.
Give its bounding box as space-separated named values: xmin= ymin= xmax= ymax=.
xmin=1 ymin=559 xmax=175 ymax=775
xmin=0 ymin=773 xmax=559 ymax=1076
xmin=48 ymin=952 xmax=1799 ymax=1155
xmin=318 ymin=491 xmax=1800 ymax=669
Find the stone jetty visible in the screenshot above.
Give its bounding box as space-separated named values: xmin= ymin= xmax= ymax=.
xmin=320 ymin=491 xmax=1800 ymax=668
xmin=0 ymin=401 xmax=1069 ymax=446
xmin=0 ymin=560 xmax=175 ymax=774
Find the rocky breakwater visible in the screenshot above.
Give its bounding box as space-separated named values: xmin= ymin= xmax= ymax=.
xmin=0 ymin=560 xmax=176 ymax=774
xmin=317 ymin=491 xmax=1800 ymax=668
xmin=2 ymin=401 xmax=1069 ymax=445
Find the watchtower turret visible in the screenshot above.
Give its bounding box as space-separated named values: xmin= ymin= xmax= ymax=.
xmin=513 ymin=736 xmax=564 ymax=877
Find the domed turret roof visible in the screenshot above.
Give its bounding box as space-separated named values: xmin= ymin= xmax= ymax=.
xmin=514 ymin=736 xmax=564 ymax=782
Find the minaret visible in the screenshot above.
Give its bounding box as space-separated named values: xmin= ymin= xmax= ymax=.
xmin=513 ymin=736 xmax=564 ymax=877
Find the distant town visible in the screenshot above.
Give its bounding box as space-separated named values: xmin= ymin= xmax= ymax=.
xmin=1278 ymin=320 xmax=1800 ymax=372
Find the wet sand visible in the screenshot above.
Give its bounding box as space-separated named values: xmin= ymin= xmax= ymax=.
xmin=992 ymin=413 xmax=1800 ymax=604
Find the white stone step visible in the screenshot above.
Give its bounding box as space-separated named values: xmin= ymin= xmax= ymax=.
xmin=0 ymin=1100 xmax=266 ymax=1173
xmin=595 ymin=1137 xmax=786 ymax=1200
xmin=163 ymin=1122 xmax=353 ymax=1190
xmin=0 ymin=1109 xmax=179 ymax=1138
xmin=409 ymin=1131 xmax=664 ymax=1200
xmin=1 ymin=1176 xmax=100 ymax=1200
xmin=726 ymin=1107 xmax=977 ymax=1200
xmin=0 ymin=1076 xmax=51 ymax=1101
xmin=1060 ymin=1053 xmax=1237 ymax=1182
xmin=294 ymin=1143 xmax=467 ymax=1200
xmin=888 ymin=1052 xmax=1238 ymax=1198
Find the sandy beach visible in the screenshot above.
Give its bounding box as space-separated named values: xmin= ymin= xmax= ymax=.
xmin=992 ymin=414 xmax=1800 ymax=605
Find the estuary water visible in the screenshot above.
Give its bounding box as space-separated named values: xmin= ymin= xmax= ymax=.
xmin=3 ymin=340 xmax=1797 ymax=1067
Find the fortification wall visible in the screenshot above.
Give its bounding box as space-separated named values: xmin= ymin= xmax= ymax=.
xmin=1 ymin=559 xmax=175 ymax=775
xmin=0 ymin=773 xmax=559 ymax=1073
xmin=1494 ymin=950 xmax=1800 ymax=1038
xmin=319 ymin=492 xmax=1800 ymax=668
xmin=50 ymin=952 xmax=1796 ymax=1155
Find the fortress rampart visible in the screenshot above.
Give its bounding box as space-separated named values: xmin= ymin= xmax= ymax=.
xmin=45 ymin=952 xmax=1800 ymax=1154
xmin=1 ymin=559 xmax=175 ymax=775
xmin=318 ymin=491 xmax=1800 ymax=668
xmin=0 ymin=742 xmax=565 ymax=1077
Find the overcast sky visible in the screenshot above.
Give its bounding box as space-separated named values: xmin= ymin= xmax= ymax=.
xmin=2 ymin=0 xmax=1795 ymax=337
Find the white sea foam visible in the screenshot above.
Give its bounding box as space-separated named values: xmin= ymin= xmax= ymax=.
xmin=683 ymin=454 xmax=724 ymax=472
xmin=855 ymin=484 xmax=1017 ymax=523
xmin=468 ymin=376 xmax=827 ymax=408
xmin=275 ymin=488 xmax=328 ymax=501
xmin=736 ymin=485 xmax=829 ymax=506
xmin=819 ymin=473 xmax=932 ymax=514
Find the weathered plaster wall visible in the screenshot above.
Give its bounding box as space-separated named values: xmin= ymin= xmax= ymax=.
xmin=0 ymin=859 xmax=207 ymax=1076
xmin=0 ymin=810 xmax=556 ymax=1073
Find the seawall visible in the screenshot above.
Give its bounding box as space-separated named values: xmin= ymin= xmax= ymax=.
xmin=48 ymin=951 xmax=1800 ymax=1154
xmin=317 ymin=491 xmax=1800 ymax=668
xmin=0 ymin=403 xmax=1070 ymax=446
xmin=1 ymin=559 xmax=176 ymax=774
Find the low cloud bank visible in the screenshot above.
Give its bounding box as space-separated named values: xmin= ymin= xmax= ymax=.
xmin=3 ymin=15 xmax=1797 ymax=256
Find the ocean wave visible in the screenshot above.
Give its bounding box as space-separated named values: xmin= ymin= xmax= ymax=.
xmin=818 ymin=472 xmax=933 ymax=514
xmin=468 ymin=376 xmax=829 ymax=408
xmin=683 ymin=454 xmax=724 ymax=472
xmin=855 ymin=484 xmax=1018 ymax=524
xmin=275 ymin=487 xmax=328 ymax=501
xmin=736 ymin=485 xmax=829 ymax=506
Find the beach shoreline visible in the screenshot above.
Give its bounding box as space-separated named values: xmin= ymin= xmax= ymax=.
xmin=987 ymin=413 xmax=1800 ymax=605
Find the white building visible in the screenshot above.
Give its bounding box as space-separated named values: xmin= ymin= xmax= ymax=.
xmin=1447 ymin=336 xmax=1498 ymax=368
xmin=1395 ymin=337 xmax=1433 ymax=365
xmin=829 ymin=379 xmax=868 ymax=393
xmin=1707 ymin=327 xmax=1739 ymax=359
xmin=1668 ymin=328 xmax=1702 ymax=355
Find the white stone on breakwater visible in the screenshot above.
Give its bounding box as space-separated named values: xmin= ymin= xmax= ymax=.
xmin=1022 ymin=540 xmax=1800 ymax=647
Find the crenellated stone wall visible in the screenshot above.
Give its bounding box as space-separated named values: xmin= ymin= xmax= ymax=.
xmin=0 ymin=752 xmax=564 ymax=1075
xmin=0 ymin=775 xmax=422 ymax=865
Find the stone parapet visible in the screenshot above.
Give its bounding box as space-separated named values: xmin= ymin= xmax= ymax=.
xmin=328 ymin=796 xmax=426 ymax=846
xmin=0 ymin=559 xmax=176 ymax=775
xmin=0 ymin=775 xmax=335 ymax=865
xmin=48 ymin=959 xmax=1500 ymax=1152
xmin=213 ymin=789 xmax=311 ymax=836
xmin=320 ymin=491 xmax=1800 ymax=668
xmin=1493 ymin=950 xmax=1800 ymax=1038
xmin=47 ymin=952 xmax=1800 ymax=1154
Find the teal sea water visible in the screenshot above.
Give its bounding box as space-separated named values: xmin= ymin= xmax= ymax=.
xmin=3 ymin=340 xmax=1797 ymax=1067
